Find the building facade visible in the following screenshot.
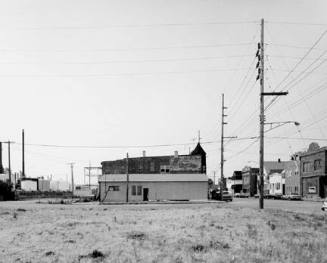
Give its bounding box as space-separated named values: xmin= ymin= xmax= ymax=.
xmin=242 ymin=167 xmax=259 ymax=197
xmin=269 ymin=173 xmax=285 ymax=195
xmin=300 ymin=147 xmax=327 ymax=199
xmin=99 ymin=143 xmax=208 ymax=202
xmin=230 ymin=171 xmax=242 ymax=194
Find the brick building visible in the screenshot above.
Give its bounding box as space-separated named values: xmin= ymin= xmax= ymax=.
xmin=300 ymin=145 xmax=327 ymax=199
xmin=99 ymin=143 xmax=208 ymax=202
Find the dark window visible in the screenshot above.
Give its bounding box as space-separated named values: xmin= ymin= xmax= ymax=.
xmin=132 ymin=185 xmax=136 ymax=195
xmin=108 ymin=186 xmax=120 ymax=191
xmin=314 ymin=159 xmax=322 ymax=170
xmin=137 ymin=186 xmax=142 ymax=196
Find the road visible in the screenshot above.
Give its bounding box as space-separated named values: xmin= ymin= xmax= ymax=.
xmin=230 ymin=198 xmax=325 ymax=215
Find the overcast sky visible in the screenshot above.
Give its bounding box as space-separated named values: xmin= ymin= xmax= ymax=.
xmin=0 ymin=0 xmax=327 ymax=184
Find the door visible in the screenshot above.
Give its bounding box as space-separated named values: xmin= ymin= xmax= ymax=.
xmin=143 ymin=188 xmax=149 ymax=201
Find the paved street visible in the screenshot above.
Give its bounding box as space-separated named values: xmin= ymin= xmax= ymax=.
xmin=230 ymin=198 xmax=325 ymax=215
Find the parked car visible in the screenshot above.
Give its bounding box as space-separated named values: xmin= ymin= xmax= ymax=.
xmin=322 ymin=199 xmax=327 ymax=211
xmin=234 ymin=193 xmax=241 ymax=198
xmin=283 ymin=194 xmax=302 ymax=201
xmin=211 ymin=190 xmax=233 ymax=202
xmin=239 ymin=192 xmax=250 ymax=198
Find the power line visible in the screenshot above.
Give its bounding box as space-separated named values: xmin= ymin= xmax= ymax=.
xmin=0 ymin=43 xmax=254 ymax=53
xmin=0 ymin=21 xmax=258 ymax=31
xmin=0 ymin=55 xmax=252 ymax=65
xmin=0 ymin=68 xmax=250 ymax=78
xmin=266 ymin=21 xmax=327 ymax=26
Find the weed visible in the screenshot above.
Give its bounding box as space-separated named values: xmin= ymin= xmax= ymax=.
xmin=247 ymin=224 xmax=258 ymax=239
xmin=90 ymin=250 xmax=104 ymax=258
xmin=127 ymin=231 xmax=147 ymax=241
xmin=192 ymin=244 xmax=206 ymax=253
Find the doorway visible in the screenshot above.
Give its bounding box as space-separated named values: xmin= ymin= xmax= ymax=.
xmin=143 ymin=188 xmax=149 ymax=201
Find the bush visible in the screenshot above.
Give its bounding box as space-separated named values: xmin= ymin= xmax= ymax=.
xmin=0 ymin=181 xmax=14 ymax=201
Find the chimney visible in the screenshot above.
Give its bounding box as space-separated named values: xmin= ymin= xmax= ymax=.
xmin=0 ymin=142 xmax=3 ymax=174
xmin=142 ymin=150 xmax=146 ymax=157
xmin=174 ymin=151 xmax=178 ymax=158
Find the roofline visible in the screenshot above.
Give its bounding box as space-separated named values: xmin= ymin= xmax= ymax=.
xmin=299 ymin=147 xmax=327 ymax=158
xmin=101 ymin=153 xmax=201 ymax=164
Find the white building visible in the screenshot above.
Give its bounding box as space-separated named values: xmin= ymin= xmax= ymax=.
xmin=269 ymin=173 xmax=285 ymax=195
xmin=99 ymin=174 xmax=208 ymax=203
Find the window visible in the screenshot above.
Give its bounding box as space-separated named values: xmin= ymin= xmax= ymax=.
xmin=308 ymin=186 xmax=316 ymax=193
xmin=108 ymin=186 xmax=120 ymax=191
xmin=160 ymin=165 xmax=170 ymax=173
xmin=303 ymin=162 xmax=311 ymax=172
xmin=137 ymin=186 xmax=142 ymax=196
xmin=276 ymin=183 xmax=280 ymax=190
xmin=132 ymin=185 xmax=136 ymax=196
xmin=150 ymin=162 xmax=155 ymax=172
xmin=314 ymin=159 xmax=322 ymax=170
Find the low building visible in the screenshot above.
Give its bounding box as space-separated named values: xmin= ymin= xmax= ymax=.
xmin=242 ymin=167 xmax=259 ymax=197
xmin=300 ymin=144 xmax=327 ymax=199
xmin=21 ymin=178 xmax=38 ymax=191
xmin=99 ymin=173 xmax=208 ymax=202
xmin=50 ymin=180 xmax=70 ymax=191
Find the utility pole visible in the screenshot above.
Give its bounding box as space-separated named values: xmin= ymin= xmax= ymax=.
xmin=126 ymin=153 xmax=129 ymax=203
xmin=220 ymin=94 xmax=237 ymax=200
xmin=3 ymin=141 xmax=14 ymax=184
xmin=259 ymin=18 xmax=265 ymax=210
xmin=257 ymin=18 xmax=288 ymax=209
xmin=22 ymin=129 xmax=25 ymax=178
xmin=67 ymin=163 xmax=75 ymax=197
xmin=88 ymin=161 xmax=91 ymax=189
xmin=213 ymin=171 xmax=216 ymax=186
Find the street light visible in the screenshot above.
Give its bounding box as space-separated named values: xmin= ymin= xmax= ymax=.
xmin=264 ymin=121 xmax=300 ymax=133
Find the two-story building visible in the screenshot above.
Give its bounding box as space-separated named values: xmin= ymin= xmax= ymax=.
xmin=300 ymin=144 xmax=327 ymax=199
xmin=99 ymin=143 xmax=208 ymax=202
xmin=229 ymin=171 xmax=242 ymax=194
xmin=242 ymin=167 xmax=259 ymax=197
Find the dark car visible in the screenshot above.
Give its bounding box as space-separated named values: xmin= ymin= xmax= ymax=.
xmin=211 ymin=189 xmax=233 ymax=202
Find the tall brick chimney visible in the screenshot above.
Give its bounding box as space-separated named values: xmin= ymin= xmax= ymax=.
xmin=0 ymin=142 xmax=4 ymax=174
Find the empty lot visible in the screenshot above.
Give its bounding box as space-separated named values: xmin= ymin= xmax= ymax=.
xmin=0 ymin=200 xmax=326 ymax=263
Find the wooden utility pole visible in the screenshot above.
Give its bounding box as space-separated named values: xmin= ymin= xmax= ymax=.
xmin=22 ymin=129 xmax=25 ymax=178
xmin=3 ymin=141 xmax=14 ymax=184
xmin=220 ymin=94 xmax=227 ymax=199
xmin=258 ymin=18 xmax=288 ymax=209
xmin=88 ymin=161 xmax=91 ymax=188
xmin=126 ymin=153 xmax=129 ymax=203
xmin=220 ymin=94 xmax=237 ymax=200
xmin=259 ymin=18 xmax=265 ymax=209
xmin=68 ymin=162 xmax=75 ymax=197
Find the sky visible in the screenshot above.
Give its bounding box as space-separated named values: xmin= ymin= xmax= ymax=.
xmin=0 ymin=0 xmax=327 ymax=185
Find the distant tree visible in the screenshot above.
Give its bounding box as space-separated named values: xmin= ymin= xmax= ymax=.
xmin=0 ymin=181 xmax=14 ymax=201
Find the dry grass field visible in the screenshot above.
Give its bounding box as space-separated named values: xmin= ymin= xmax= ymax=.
xmin=0 ymin=200 xmax=326 ymax=263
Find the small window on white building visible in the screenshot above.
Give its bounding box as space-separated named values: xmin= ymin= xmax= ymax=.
xmin=137 ymin=186 xmax=142 ymax=196
xmin=132 ymin=185 xmax=136 ymax=195
xmin=160 ymin=165 xmax=170 ymax=173
xmin=109 ymin=186 xmax=120 ymax=191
